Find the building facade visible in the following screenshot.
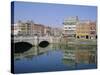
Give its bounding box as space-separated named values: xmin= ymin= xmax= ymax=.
xmin=11 ymin=24 xmax=20 ymax=36
xmin=18 ymin=21 xmax=33 ymax=36
xmin=89 ymin=21 xmax=97 ymax=39
xmin=32 ymin=24 xmax=45 ymax=36
xmin=76 ymin=20 xmax=97 ymax=39
xmin=63 ymin=16 xmax=79 ymax=39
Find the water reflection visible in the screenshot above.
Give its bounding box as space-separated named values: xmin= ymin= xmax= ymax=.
xmin=62 ymin=45 xmax=97 ymax=68
xmin=14 ymin=44 xmax=97 ymax=73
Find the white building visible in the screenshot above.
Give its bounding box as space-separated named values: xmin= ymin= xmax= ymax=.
xmin=17 ymin=21 xmax=34 ymax=36
xmin=11 ymin=24 xmax=20 ymax=36
xmin=63 ymin=16 xmax=79 ymax=39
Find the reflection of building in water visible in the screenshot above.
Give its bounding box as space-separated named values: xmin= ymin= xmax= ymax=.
xmin=62 ymin=45 xmax=76 ymax=66
xmin=75 ymin=50 xmax=96 ymax=64
xmin=62 ymin=46 xmax=97 ymax=66
xmin=62 ymin=50 xmax=76 ymax=66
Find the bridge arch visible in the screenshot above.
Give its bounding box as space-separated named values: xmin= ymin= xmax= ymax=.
xmin=39 ymin=41 xmax=49 ymax=48
xmin=14 ymin=42 xmax=33 ymax=53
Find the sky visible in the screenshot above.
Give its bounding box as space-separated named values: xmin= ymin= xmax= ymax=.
xmin=12 ymin=1 xmax=97 ymax=27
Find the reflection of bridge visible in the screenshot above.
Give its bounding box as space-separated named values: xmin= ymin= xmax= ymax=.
xmin=14 ymin=45 xmax=52 ymax=60
xmin=13 ymin=36 xmax=61 ymax=45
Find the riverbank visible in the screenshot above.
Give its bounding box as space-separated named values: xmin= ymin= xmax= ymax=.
xmin=66 ymin=39 xmax=97 ymax=46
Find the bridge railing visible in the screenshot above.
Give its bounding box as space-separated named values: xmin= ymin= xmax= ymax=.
xmin=13 ymin=36 xmax=62 ymax=45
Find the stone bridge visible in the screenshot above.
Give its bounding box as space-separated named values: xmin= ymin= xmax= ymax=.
xmin=13 ymin=36 xmax=61 ymax=46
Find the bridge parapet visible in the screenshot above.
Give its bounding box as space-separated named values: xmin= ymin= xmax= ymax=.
xmin=13 ymin=36 xmax=61 ymax=45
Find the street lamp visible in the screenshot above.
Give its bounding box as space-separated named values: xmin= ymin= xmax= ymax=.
xmin=34 ymin=34 xmax=39 ymax=46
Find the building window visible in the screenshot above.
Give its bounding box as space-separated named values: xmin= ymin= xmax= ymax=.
xmin=77 ymin=36 xmax=79 ymax=39
xmin=65 ymin=27 xmax=67 ymax=29
xmin=86 ymin=35 xmax=89 ymax=39
xmin=96 ymin=35 xmax=97 ymax=39
xmin=90 ymin=31 xmax=95 ymax=34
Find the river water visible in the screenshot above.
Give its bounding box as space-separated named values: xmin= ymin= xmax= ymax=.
xmin=14 ymin=44 xmax=97 ymax=73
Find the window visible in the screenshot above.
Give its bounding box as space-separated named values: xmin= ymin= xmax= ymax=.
xmin=86 ymin=35 xmax=89 ymax=39
xmin=69 ymin=27 xmax=71 ymax=29
xmin=77 ymin=36 xmax=79 ymax=38
xmin=90 ymin=31 xmax=95 ymax=34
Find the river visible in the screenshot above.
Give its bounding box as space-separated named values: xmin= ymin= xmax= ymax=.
xmin=14 ymin=44 xmax=97 ymax=73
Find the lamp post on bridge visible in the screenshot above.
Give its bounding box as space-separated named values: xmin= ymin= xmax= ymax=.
xmin=34 ymin=34 xmax=39 ymax=46
xmin=34 ymin=33 xmax=40 ymax=55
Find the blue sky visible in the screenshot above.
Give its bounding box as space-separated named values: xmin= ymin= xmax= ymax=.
xmin=12 ymin=1 xmax=97 ymax=27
